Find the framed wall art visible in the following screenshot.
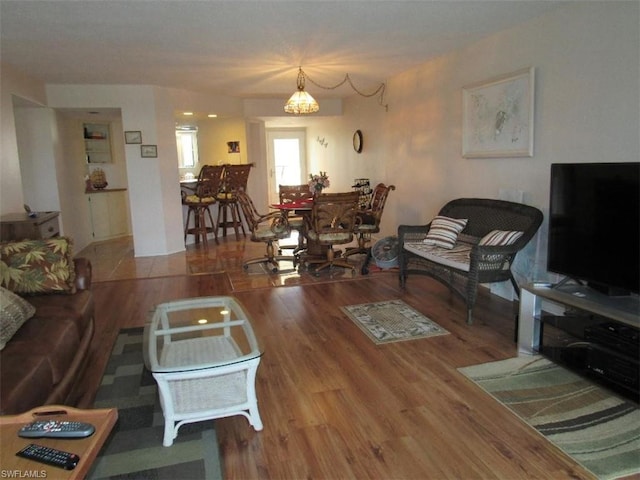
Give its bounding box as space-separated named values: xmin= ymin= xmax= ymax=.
xmin=227 ymin=141 xmax=240 ymax=153
xmin=140 ymin=144 xmax=157 ymax=158
xmin=124 ymin=130 xmax=142 ymax=144
xmin=462 ymin=67 xmax=535 ymax=158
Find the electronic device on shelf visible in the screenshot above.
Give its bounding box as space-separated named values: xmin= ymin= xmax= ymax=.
xmin=540 ymin=312 xmax=639 ymax=402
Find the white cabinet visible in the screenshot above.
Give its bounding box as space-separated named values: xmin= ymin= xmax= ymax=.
xmin=87 ymin=190 xmax=130 ymax=240
xmin=84 ymin=123 xmax=112 ymax=164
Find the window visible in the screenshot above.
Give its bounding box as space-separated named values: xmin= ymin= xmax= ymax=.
xmin=176 ymin=128 xmax=198 ymax=168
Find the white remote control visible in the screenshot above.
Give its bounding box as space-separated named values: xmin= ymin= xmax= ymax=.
xmin=18 ymin=420 xmax=95 ymax=439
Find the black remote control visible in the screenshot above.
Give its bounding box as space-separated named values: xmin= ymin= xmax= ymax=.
xmin=18 ymin=420 xmax=95 ymax=439
xmin=16 ymin=444 xmax=80 ymax=470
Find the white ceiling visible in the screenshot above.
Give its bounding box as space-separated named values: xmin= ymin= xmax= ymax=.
xmin=1 ymin=0 xmax=566 ymax=101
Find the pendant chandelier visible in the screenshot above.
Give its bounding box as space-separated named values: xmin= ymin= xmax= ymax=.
xmin=284 ymin=68 xmax=319 ymax=114
xmin=284 ymin=67 xmax=387 ymax=115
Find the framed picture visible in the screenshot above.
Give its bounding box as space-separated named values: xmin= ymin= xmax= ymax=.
xmin=140 ymin=144 xmax=157 ymax=158
xmin=227 ymin=141 xmax=240 ymax=154
xmin=124 ymin=131 xmax=142 ymax=144
xmin=462 ymin=67 xmax=535 ymax=158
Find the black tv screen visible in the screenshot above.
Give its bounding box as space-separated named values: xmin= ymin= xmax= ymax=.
xmin=548 ymin=162 xmax=640 ymax=295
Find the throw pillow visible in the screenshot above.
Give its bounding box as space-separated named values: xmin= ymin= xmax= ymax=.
xmin=0 ymin=237 xmax=76 ymax=295
xmin=423 ymin=216 xmax=468 ymax=249
xmin=479 ymin=230 xmax=524 ymax=246
xmin=0 ymin=286 xmax=35 ymax=350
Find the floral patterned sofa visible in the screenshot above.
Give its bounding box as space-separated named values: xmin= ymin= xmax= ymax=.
xmin=0 ymin=237 xmax=94 ymax=414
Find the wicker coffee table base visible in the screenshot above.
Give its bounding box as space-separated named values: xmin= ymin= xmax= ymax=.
xmin=152 ymin=337 xmax=263 ymax=447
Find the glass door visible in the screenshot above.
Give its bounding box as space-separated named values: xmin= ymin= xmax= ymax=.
xmin=266 ymin=129 xmax=306 ymax=205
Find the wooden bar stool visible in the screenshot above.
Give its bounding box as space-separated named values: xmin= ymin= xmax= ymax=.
xmin=217 ymin=164 xmax=252 ymax=238
xmin=183 ymin=165 xmax=224 ymax=247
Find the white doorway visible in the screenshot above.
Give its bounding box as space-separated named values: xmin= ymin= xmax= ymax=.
xmin=266 ymin=129 xmax=307 ymax=204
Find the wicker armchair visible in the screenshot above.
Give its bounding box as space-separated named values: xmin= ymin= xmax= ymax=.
xmin=398 ymin=198 xmax=543 ymax=325
xmin=278 ymin=184 xmax=314 ymax=254
xmin=305 ymin=192 xmax=361 ymax=275
xmin=344 ymin=183 xmax=395 ymax=273
xmin=237 ymin=190 xmax=293 ymax=273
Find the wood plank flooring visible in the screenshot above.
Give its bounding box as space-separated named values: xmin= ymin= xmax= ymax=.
xmin=76 ymin=236 xmax=597 ymax=479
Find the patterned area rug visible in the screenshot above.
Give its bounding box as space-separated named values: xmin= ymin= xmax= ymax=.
xmin=341 ymin=299 xmax=449 ymax=344
xmin=88 ymin=328 xmax=223 ymax=480
xmin=459 ymin=355 xmax=640 ymax=480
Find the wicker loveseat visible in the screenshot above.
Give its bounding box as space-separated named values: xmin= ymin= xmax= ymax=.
xmin=398 ymin=198 xmax=543 ymax=325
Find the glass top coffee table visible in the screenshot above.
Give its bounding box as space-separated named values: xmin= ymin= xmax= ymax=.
xmin=143 ymin=296 xmax=263 ymax=446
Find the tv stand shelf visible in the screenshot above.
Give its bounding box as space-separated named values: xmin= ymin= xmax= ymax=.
xmin=518 ymin=283 xmax=639 ymax=401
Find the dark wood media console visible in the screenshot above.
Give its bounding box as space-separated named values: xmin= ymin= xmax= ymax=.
xmin=518 ymin=283 xmax=640 ymax=402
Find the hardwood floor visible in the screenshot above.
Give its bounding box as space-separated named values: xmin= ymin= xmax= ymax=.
xmin=77 ymin=235 xmax=596 ymax=479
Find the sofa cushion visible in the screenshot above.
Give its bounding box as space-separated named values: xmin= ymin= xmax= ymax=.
xmin=9 ymin=317 xmax=80 ymax=384
xmin=0 ymin=287 xmax=36 ymax=350
xmin=423 ymin=216 xmax=468 ymax=249
xmin=0 ymin=237 xmax=76 ymax=295
xmin=479 ymin=230 xmax=524 ymax=246
xmin=27 ymin=290 xmax=94 ymax=335
xmin=0 ymin=351 xmax=53 ymax=415
xmin=404 ymin=242 xmax=472 ymax=272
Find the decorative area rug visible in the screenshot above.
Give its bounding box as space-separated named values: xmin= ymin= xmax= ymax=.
xmin=341 ymin=299 xmax=449 ymax=344
xmin=459 ymin=355 xmax=640 ymax=480
xmin=88 ymin=328 xmax=223 ymax=480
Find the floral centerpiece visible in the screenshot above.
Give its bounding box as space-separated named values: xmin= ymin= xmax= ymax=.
xmin=308 ymin=171 xmax=330 ymax=194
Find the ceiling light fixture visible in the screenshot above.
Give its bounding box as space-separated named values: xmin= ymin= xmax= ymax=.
xmin=284 ymin=67 xmax=387 ymax=115
xmin=284 ymin=68 xmax=319 ymax=115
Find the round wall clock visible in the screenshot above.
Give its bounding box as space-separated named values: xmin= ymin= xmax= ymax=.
xmin=353 ymin=129 xmax=363 ymax=153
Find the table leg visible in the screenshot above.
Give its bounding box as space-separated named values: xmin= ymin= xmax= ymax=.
xmin=518 ymin=288 xmax=541 ymax=355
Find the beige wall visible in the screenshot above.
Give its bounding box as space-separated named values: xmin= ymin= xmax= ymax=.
xmin=364 ymin=1 xmax=638 ymax=284
xmin=1 ymin=65 xmax=48 ymax=214
xmin=381 ymin=2 xmax=638 ymax=227
xmin=197 ymin=117 xmax=248 ymax=167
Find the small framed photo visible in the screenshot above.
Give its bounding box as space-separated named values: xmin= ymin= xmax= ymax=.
xmin=124 ymin=130 xmax=142 ymax=144
xmin=141 ymin=144 xmax=157 ymax=158
xmin=227 ymin=141 xmax=240 ymax=153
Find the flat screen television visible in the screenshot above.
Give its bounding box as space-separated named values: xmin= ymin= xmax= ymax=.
xmin=548 ymin=162 xmax=640 ymax=295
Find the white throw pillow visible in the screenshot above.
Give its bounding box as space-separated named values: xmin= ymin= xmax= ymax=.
xmin=423 ymin=216 xmax=468 ymax=249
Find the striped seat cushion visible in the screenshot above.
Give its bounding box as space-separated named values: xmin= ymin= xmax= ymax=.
xmin=403 ymin=242 xmax=472 ymax=272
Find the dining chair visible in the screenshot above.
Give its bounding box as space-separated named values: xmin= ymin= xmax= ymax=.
xmin=217 ymin=164 xmax=253 ymax=238
xmin=305 ymin=191 xmax=361 ymax=275
xmin=236 ymin=190 xmax=295 ymax=273
xmin=278 ymin=184 xmax=314 ymax=255
xmin=344 ymin=183 xmax=396 ymax=273
xmin=182 ymin=164 xmax=225 ymax=247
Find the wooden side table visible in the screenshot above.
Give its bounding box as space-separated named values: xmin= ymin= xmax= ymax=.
xmin=0 ymin=405 xmax=117 ymax=479
xmin=0 ymin=211 xmax=60 ymax=241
